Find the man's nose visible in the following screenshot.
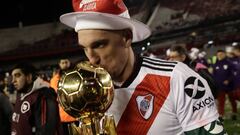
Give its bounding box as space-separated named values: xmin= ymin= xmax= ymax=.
xmin=11 ymin=77 xmax=15 ymax=84
xmin=86 ymin=49 xmax=100 ymax=65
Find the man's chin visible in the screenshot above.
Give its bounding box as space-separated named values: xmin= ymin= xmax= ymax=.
xmin=102 ymin=67 xmax=120 ymax=81
xmin=110 ymin=72 xmax=123 ymax=82
xmin=17 ymin=85 xmax=30 ymax=93
xmin=16 ymin=88 xmax=22 ymax=91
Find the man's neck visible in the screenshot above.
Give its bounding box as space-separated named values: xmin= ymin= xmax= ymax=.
xmin=19 ymin=83 xmax=33 ymax=94
xmin=113 ymin=48 xmax=135 ymax=86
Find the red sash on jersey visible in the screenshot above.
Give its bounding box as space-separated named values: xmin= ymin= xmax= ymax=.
xmin=117 ymin=74 xmax=170 ymax=134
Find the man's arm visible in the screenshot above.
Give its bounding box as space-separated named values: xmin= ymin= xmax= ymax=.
xmin=185 ymin=118 xmax=227 ymax=135
xmin=198 ymin=69 xmax=218 ymax=99
xmin=172 ymin=62 xmax=227 ymax=135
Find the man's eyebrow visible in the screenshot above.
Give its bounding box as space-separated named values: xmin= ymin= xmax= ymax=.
xmin=91 ymin=39 xmax=108 ymax=46
xmin=12 ymin=72 xmax=20 ymax=76
xmin=78 ymin=39 xmax=108 ymax=48
xmin=78 ymin=44 xmax=84 ymax=48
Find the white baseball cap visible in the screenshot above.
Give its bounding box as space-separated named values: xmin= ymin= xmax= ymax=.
xmin=60 ymin=0 xmax=151 ymax=43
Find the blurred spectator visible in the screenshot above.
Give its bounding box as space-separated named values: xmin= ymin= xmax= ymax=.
xmin=11 ymin=62 xmax=62 ymax=135
xmin=225 ymin=46 xmax=234 ymax=58
xmin=50 ymin=58 xmax=76 ymax=135
xmin=50 ymin=58 xmax=71 ymax=91
xmin=39 ymin=72 xmax=50 ymax=82
xmin=196 ymin=51 xmax=209 ymax=67
xmin=3 ymin=72 xmax=14 ymax=94
xmin=189 ymin=47 xmax=200 ymax=60
xmin=233 ymin=44 xmax=240 ymax=56
xmin=3 ymin=73 xmax=16 ymax=105
xmin=231 ymin=45 xmax=240 ymax=101
xmin=166 ymin=48 xmax=171 ymax=58
xmin=0 ymin=70 xmax=13 ymax=135
xmin=212 ymin=50 xmax=237 ymax=120
xmin=168 ymin=45 xmax=217 ymax=98
xmin=189 ymin=48 xmax=209 ymax=69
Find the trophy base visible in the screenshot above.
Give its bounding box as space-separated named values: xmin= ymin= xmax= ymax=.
xmin=68 ymin=114 xmax=117 ymax=135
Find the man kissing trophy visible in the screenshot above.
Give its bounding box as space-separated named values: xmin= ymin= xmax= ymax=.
xmin=57 ymin=61 xmax=117 ymax=135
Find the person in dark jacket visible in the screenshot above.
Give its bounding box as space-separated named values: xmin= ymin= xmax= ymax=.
xmin=212 ymin=50 xmax=237 ymax=120
xmin=0 ymin=70 xmax=13 ymax=135
xmin=231 ymin=45 xmax=240 ymax=101
xmin=11 ymin=63 xmax=63 ymax=135
xmin=168 ymin=45 xmax=218 ymax=99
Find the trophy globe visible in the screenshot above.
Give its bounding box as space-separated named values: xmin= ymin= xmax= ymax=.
xmin=57 ymin=61 xmax=116 ymax=135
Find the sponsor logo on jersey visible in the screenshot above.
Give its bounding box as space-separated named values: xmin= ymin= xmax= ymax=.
xmin=12 ymin=112 xmax=20 ymax=123
xmin=184 ymin=76 xmax=205 ymax=99
xmin=193 ymin=96 xmax=214 ymax=113
xmin=11 ymin=130 xmax=17 ymax=135
xmin=184 ymin=76 xmax=215 ymax=113
xmin=21 ymin=101 xmax=30 ymax=113
xmin=136 ymin=94 xmax=154 ymax=120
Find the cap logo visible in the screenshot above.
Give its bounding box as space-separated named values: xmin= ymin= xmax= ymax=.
xmin=79 ymin=0 xmax=96 ymax=10
xmin=73 ymin=0 xmax=127 ymax=14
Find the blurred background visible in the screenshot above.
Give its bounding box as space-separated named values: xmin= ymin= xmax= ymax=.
xmin=0 ymin=0 xmax=239 ymax=134
xmin=0 ymin=0 xmax=239 ymax=68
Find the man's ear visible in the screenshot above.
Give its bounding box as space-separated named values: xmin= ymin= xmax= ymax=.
xmin=181 ymin=54 xmax=186 ymax=61
xmin=122 ymin=29 xmax=132 ymax=47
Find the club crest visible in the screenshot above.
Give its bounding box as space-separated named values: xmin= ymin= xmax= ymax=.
xmin=136 ymin=94 xmax=154 ymax=120
xmin=21 ymin=101 xmax=30 ymax=114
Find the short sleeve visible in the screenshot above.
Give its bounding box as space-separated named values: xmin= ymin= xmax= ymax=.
xmin=170 ymin=62 xmax=219 ymax=131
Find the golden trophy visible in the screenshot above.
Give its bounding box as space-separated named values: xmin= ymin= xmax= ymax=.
xmin=57 ymin=61 xmax=117 ymax=135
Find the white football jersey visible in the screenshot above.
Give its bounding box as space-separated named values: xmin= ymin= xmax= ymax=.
xmin=107 ymin=56 xmax=218 ymax=135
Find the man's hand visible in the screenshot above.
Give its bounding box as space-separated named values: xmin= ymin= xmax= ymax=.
xmin=185 ymin=118 xmax=228 ymax=135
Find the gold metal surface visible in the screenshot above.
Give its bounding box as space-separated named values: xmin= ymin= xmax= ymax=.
xmin=57 ymin=61 xmax=116 ymax=135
